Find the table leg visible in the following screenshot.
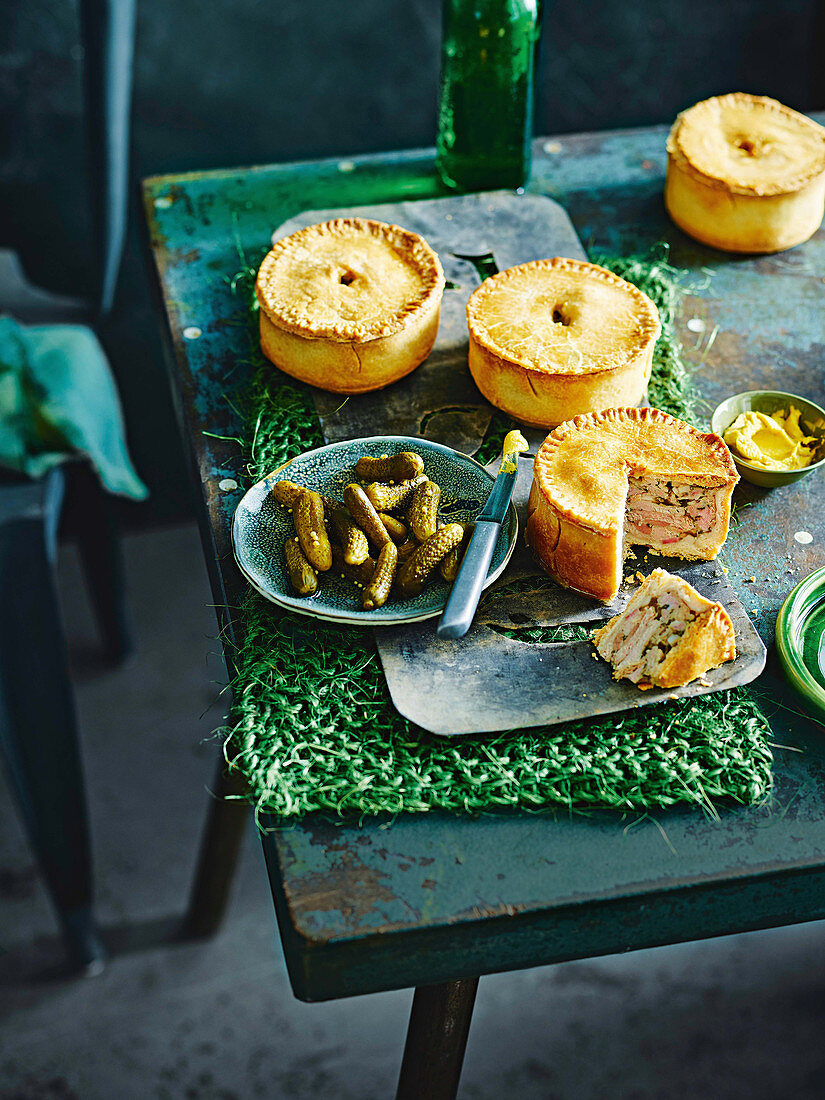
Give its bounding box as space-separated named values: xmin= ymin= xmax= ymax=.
xmin=0 ymin=471 xmax=105 ymax=974
xmin=182 ymin=755 xmax=249 ymax=938
xmin=396 ymin=977 xmax=480 ymax=1100
xmin=68 ymin=463 xmax=134 ymax=665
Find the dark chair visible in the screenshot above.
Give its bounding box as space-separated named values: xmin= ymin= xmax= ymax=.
xmin=0 ymin=0 xmax=137 ymax=974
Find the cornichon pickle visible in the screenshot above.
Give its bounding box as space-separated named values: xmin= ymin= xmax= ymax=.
xmin=395 ymin=523 xmax=464 ymax=597
xmin=439 ymin=523 xmax=472 ymax=583
xmin=294 ymin=489 xmax=332 ymax=572
xmin=409 ymin=480 xmax=441 ymax=542
xmin=355 ymin=451 xmax=424 ymax=482
xmin=271 ymin=479 xmax=305 ymax=508
xmin=343 ymin=483 xmax=392 ymax=548
xmin=284 ymin=537 xmax=317 ymax=596
xmin=396 ymin=538 xmax=417 ymax=562
xmin=328 ymin=506 xmax=370 ymax=565
xmin=377 ymin=513 xmax=408 ymax=544
xmin=331 ymin=545 xmax=376 ymax=586
xmin=364 ymin=474 xmax=426 ymax=513
xmin=272 ymin=480 xmax=335 ymax=514
xmin=362 ymin=541 xmax=398 ymax=611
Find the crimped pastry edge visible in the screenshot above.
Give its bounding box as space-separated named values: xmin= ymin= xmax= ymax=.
xmin=465 ymin=257 xmax=661 ymax=377
xmin=666 ymin=92 xmax=825 ymax=197
xmin=255 ymin=217 xmax=446 ymax=342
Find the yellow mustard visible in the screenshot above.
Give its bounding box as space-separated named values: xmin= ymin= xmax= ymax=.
xmin=499 ymin=429 xmax=529 ymax=474
xmin=724 ymin=406 xmax=819 ymax=471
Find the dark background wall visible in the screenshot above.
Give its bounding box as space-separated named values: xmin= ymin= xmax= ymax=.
xmin=1 ymin=0 xmax=823 ymax=524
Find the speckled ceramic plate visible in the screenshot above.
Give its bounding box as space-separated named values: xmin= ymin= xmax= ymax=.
xmin=232 ymin=435 xmax=518 ymax=626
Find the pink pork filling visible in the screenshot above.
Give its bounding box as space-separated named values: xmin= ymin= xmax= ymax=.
xmin=624 ymin=477 xmax=716 ymax=547
xmin=606 ymin=591 xmax=690 ymax=681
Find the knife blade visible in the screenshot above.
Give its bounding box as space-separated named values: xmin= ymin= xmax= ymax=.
xmin=436 ymin=430 xmax=529 ymax=639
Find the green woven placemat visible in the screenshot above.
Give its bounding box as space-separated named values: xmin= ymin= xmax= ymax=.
xmin=223 ymin=250 xmax=773 ymax=821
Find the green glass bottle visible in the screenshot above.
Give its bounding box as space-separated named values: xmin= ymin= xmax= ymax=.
xmin=436 ymin=0 xmax=540 ymax=192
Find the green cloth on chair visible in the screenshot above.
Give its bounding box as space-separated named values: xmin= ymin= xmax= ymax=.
xmin=0 ymin=316 xmax=147 ymax=499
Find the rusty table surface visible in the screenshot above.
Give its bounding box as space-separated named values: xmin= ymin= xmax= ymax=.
xmin=143 ymin=124 xmax=825 ymax=1003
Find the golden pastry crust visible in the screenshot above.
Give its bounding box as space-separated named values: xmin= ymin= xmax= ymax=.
xmin=534 ymin=407 xmax=737 ymax=530
xmin=654 ymin=604 xmax=737 ymax=689
xmin=466 ymin=258 xmax=661 ymax=428
xmin=526 ymin=407 xmax=739 ymax=602
xmin=527 ymin=477 xmax=621 ymax=602
xmin=255 ymin=218 xmax=445 ymax=393
xmin=257 ymin=218 xmax=444 ymax=340
xmin=668 ymin=93 xmax=825 ymax=196
xmin=665 ymin=94 xmax=825 ymax=253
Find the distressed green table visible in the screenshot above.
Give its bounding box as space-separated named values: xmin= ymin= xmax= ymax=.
xmin=143 ymin=125 xmax=825 ymax=1098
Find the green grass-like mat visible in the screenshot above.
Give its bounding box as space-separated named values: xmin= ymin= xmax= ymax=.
xmin=224 ymin=249 xmax=773 ymax=820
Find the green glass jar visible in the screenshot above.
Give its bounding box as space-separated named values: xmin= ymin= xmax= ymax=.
xmin=436 ymin=0 xmax=541 ymax=192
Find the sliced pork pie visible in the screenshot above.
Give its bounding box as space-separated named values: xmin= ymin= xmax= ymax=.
xmin=593 ymin=568 xmax=736 ymax=689
xmin=526 ymin=407 xmax=739 ymax=602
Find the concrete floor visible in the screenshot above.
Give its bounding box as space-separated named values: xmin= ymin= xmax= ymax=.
xmin=1 ymin=523 xmax=825 ymax=1099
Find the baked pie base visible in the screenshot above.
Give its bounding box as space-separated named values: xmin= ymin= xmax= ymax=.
xmin=466 ymin=258 xmax=661 ymax=428
xmin=526 ymin=407 xmax=739 ymax=602
xmin=256 ymin=218 xmax=445 ymax=394
xmin=665 ymin=93 xmax=825 ymax=253
xmin=258 ymin=305 xmax=441 ymax=395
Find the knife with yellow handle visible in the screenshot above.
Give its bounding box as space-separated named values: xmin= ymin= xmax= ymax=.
xmin=437 ymin=430 xmax=529 ymax=639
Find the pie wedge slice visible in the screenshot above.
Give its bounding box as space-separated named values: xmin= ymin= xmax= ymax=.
xmin=593 ymin=568 xmax=737 ymax=689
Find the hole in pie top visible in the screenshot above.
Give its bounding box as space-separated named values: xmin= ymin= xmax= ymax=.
xmin=552 ymin=306 xmax=570 ymax=325
xmin=339 ymin=270 xmax=357 ymax=286
xmin=735 ymin=137 xmax=757 ymax=156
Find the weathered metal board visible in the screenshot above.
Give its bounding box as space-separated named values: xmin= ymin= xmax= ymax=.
xmin=273 ymin=192 xmax=765 ymax=734
xmin=377 ymin=457 xmax=766 ymax=734
xmin=270 ymin=192 xmax=586 ymax=454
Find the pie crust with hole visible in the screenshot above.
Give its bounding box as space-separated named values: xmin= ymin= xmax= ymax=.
xmin=466 ymin=258 xmax=661 ymax=428
xmin=255 ymin=218 xmax=445 ymax=394
xmin=526 ymin=407 xmax=739 ymax=602
xmin=665 ymin=93 xmax=825 ymax=253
